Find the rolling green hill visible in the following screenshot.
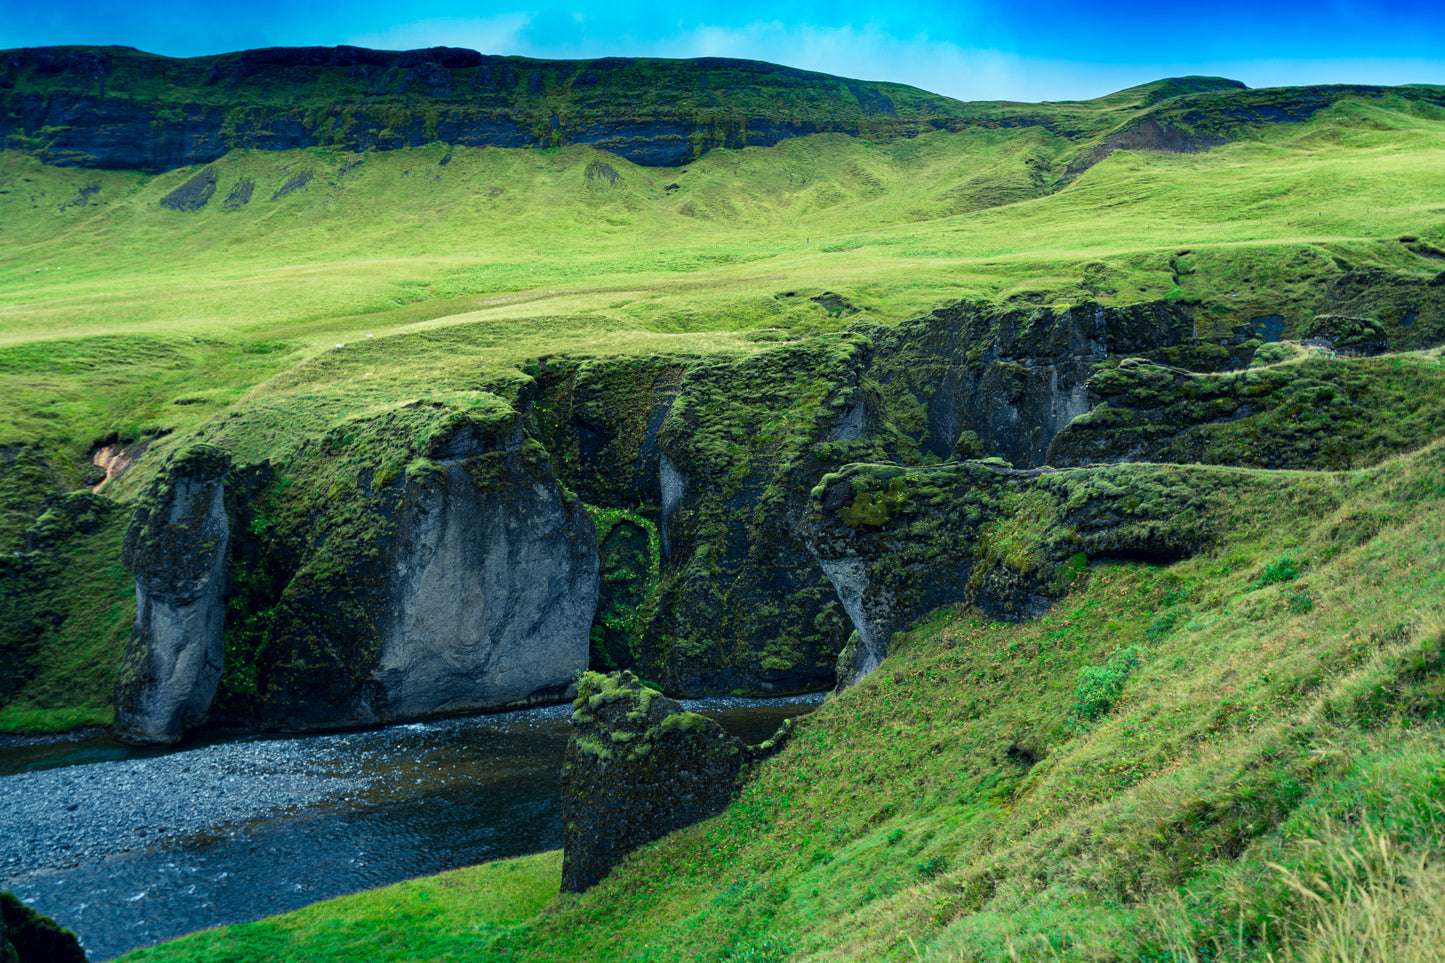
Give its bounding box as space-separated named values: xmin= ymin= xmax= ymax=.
xmin=2 ymin=49 xmax=1445 ymax=961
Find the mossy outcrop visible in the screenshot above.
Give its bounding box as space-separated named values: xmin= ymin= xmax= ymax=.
xmin=527 ymin=340 xmax=878 ymax=695
xmin=114 ymin=444 xmax=232 ymax=744
xmin=1047 ymin=351 xmax=1445 ymax=470
xmin=525 ymin=301 xmax=1203 ymax=695
xmin=1300 ymin=314 xmax=1389 ymax=355
xmin=800 ymin=459 xmax=1291 ymax=686
xmin=1 ymin=486 xmax=128 ymax=708
xmin=861 ymin=299 xmax=1198 ymax=467
xmin=212 ymin=400 xmax=599 ymax=729
xmin=561 ymin=670 xmax=793 ymax=892
xmin=0 ymin=892 xmax=86 ymax=963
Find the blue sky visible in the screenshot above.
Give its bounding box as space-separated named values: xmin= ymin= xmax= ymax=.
xmin=3 ymin=0 xmax=1442 ymax=101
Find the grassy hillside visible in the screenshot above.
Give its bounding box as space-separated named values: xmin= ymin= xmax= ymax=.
xmin=119 ymin=425 xmax=1445 ymax=961
xmin=1 ymin=78 xmax=1444 ymax=728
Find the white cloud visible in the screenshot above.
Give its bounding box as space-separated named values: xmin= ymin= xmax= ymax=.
xmin=649 ymin=23 xmax=1445 ymax=100
xmin=343 ymin=14 xmax=534 ymax=56
xmin=339 ymin=15 xmax=1445 ymax=101
xmin=627 ymin=21 xmax=1132 ymax=101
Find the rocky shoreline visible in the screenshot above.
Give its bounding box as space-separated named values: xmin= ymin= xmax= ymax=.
xmin=0 ymin=738 xmax=376 ymax=880
xmin=0 ymin=693 xmax=824 ymax=885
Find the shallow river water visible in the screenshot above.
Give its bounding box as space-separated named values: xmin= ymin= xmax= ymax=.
xmin=0 ymin=695 xmax=821 ymax=961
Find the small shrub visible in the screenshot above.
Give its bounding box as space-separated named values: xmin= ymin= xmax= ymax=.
xmin=1071 ymin=647 xmax=1142 ymax=723
xmin=918 ymin=855 xmax=948 ymax=879
xmin=1254 ymin=553 xmax=1300 ymax=589
xmin=1146 ymin=611 xmax=1180 ymax=642
xmin=1250 ymin=340 xmax=1295 ymax=367
xmin=1288 ymin=588 xmax=1315 ymax=614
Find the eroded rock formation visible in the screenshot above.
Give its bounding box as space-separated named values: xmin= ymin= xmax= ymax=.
xmin=800 ymin=459 xmax=1288 ymax=687
xmin=212 ymin=402 xmax=599 ymax=730
xmin=114 ymin=444 xmax=232 ymax=744
xmin=372 ymin=415 xmax=600 ymax=720
xmin=561 ymin=670 xmax=793 ymax=892
xmin=527 ymin=301 xmax=1201 ymax=695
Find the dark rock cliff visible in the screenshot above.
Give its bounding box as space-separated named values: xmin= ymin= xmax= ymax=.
xmin=114 ymin=444 xmax=232 ymax=744
xmin=209 ymin=401 xmax=599 ymax=731
xmin=560 ymin=671 xmax=791 ymax=892
xmin=82 ymin=295 xmax=1445 ymax=733
xmin=862 ymin=300 xmax=1197 ymax=467
xmin=0 ymin=46 xmax=964 ymax=173
xmin=524 ymin=300 xmax=1201 ymax=695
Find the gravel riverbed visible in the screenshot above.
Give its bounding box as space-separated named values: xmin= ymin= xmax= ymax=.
xmin=0 ymin=738 xmax=376 ymax=879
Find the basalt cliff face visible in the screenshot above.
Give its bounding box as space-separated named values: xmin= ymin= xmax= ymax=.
xmin=0 ymin=45 xmax=959 ymax=173
xmin=114 ymin=445 xmax=233 ymax=744
xmin=111 ymin=404 xmax=600 ymax=743
xmin=7 ymin=46 xmax=1443 ymax=176
xmin=97 ymin=290 xmax=1445 ymax=737
xmin=372 ymin=416 xmax=599 ymax=722
xmin=524 ymin=300 xmax=1204 ymax=696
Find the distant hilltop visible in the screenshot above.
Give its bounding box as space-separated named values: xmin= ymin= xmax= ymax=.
xmin=1 ymin=44 xmax=1441 ymax=172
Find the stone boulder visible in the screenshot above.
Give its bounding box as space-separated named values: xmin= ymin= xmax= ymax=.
xmin=1301 ymin=314 xmax=1389 ymax=356
xmin=114 ymin=444 xmax=232 ymax=744
xmin=561 ymin=671 xmax=793 ymax=892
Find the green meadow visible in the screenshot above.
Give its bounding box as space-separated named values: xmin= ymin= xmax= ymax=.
xmin=3 ymin=89 xmax=1443 ymax=485
xmin=3 ymin=72 xmax=1445 ymax=959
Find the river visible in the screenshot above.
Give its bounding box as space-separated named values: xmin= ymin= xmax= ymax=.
xmin=0 ymin=695 xmax=822 ymax=961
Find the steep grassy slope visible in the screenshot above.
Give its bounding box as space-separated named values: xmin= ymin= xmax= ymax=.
xmin=119 ymin=426 xmax=1445 ymax=961
xmin=4 ymin=94 xmax=1444 ymax=348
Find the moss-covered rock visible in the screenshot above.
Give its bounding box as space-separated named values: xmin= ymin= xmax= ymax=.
xmin=0 ymin=892 xmax=86 ymax=963
xmin=528 ymin=338 xmax=881 ymax=695
xmin=1301 ymin=314 xmax=1389 ymax=355
xmin=800 ymin=459 xmax=1286 ymax=686
xmin=523 ymin=301 xmax=1202 ymax=695
xmin=1047 ymin=351 xmax=1445 ymax=470
xmin=213 ymin=399 xmax=599 ymax=729
xmin=644 ymin=336 xmax=880 ymax=694
xmin=861 ymin=298 xmax=1197 ymax=467
xmin=1 ymin=489 xmax=127 ymax=709
xmin=561 ymin=670 xmax=792 ymax=892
